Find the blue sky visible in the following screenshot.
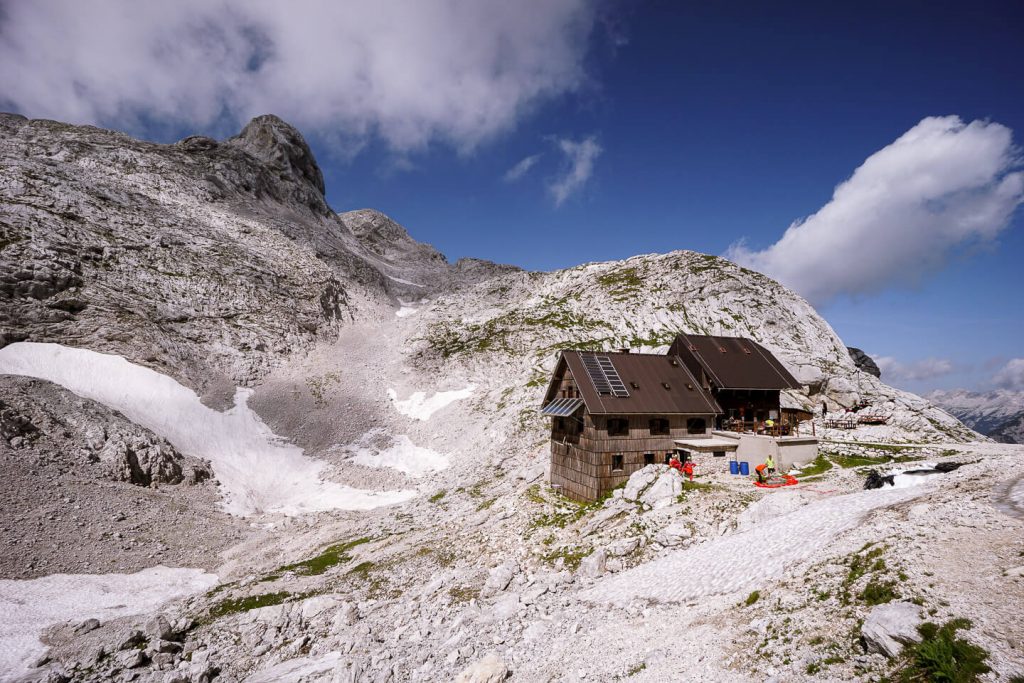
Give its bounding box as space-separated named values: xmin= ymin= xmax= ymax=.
xmin=2 ymin=1 xmax=1022 ymax=394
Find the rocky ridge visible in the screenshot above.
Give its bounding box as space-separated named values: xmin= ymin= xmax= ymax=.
xmin=928 ymin=388 xmax=1024 ymax=444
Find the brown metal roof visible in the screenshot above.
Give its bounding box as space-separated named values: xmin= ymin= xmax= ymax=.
xmin=546 ymin=350 xmax=722 ymax=415
xmin=668 ymin=333 xmax=801 ymax=390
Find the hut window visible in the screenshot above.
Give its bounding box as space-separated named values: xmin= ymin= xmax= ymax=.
xmin=607 ymin=418 xmax=629 ymax=436
xmin=555 ymin=417 xmax=565 ymax=431
xmin=612 ymin=454 xmax=624 ymax=471
xmin=649 ymin=418 xmax=670 ymax=435
xmin=644 ymin=453 xmax=655 ymax=465
xmin=687 ymin=418 xmax=707 ymax=434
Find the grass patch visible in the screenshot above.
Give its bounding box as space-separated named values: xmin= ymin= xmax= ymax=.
xmin=428 ymin=490 xmax=446 ymax=503
xmin=860 ymin=580 xmax=899 ymax=605
xmin=209 ymin=591 xmax=291 ymax=618
xmin=448 ymin=586 xmax=480 ymax=604
xmin=745 ymin=590 xmax=760 ymax=606
xmin=541 ymin=545 xmax=591 ymax=571
xmin=831 ymin=452 xmax=890 ymax=468
xmin=895 ymin=619 xmax=990 ymax=683
xmin=268 ymin=537 xmax=371 ymax=578
xmin=797 ymin=454 xmax=834 ymax=477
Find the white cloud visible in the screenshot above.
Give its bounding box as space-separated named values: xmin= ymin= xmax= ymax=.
xmin=872 ymin=355 xmax=955 ymax=383
xmin=0 ymin=0 xmax=597 ymax=152
xmin=548 ymin=136 xmax=602 ymax=206
xmin=727 ymin=116 xmax=1024 ymax=304
xmin=992 ymin=358 xmax=1024 ymax=389
xmin=504 ymin=154 xmax=542 ymax=182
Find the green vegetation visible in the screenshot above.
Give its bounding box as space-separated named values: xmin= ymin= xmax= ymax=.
xmin=428 ymin=490 xmax=446 ymax=503
xmin=209 ymin=591 xmax=291 ymax=618
xmin=626 ymin=662 xmax=647 ymax=676
xmin=448 ymin=586 xmax=480 ymax=604
xmin=267 ymin=537 xmax=371 ymax=579
xmin=745 ymin=590 xmax=761 ymax=606
xmin=541 ymin=545 xmax=591 ymax=571
xmin=798 ymin=454 xmax=834 ymax=477
xmin=596 ymin=267 xmax=644 ymax=299
xmin=860 ymin=579 xmax=899 ymax=606
xmin=894 ymin=619 xmax=990 ymax=683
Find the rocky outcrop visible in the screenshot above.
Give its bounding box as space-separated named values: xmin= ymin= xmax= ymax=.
xmin=847 ymin=347 xmax=881 ymax=378
xmin=0 ymin=375 xmax=209 ymax=485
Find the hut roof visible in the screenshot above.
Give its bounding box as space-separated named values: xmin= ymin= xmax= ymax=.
xmin=668 ymin=333 xmax=801 ymax=390
xmin=544 ymin=350 xmax=722 ymax=416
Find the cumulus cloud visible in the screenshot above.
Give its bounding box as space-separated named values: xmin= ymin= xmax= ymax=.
xmin=872 ymin=355 xmax=955 ymax=383
xmin=0 ymin=0 xmax=597 ymax=152
xmin=548 ymin=136 xmax=602 ymax=206
xmin=727 ymin=116 xmax=1024 ymax=304
xmin=504 ymin=154 xmax=542 ymax=182
xmin=992 ymin=358 xmax=1024 ymax=389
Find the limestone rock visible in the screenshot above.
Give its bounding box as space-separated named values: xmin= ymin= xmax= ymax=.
xmin=578 ymin=548 xmax=607 ymax=578
xmin=640 ymin=469 xmax=684 ymax=509
xmin=455 ymin=653 xmax=508 ymax=683
xmin=861 ymin=602 xmax=924 ymax=658
xmin=654 ymin=522 xmax=693 ymax=547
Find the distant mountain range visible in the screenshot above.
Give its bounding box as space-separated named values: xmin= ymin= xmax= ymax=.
xmin=927 ymin=388 xmax=1024 ymax=444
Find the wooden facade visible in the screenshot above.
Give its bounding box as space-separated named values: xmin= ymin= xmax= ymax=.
xmin=543 ymin=350 xmax=720 ymax=502
xmin=550 ymin=412 xmax=713 ymax=501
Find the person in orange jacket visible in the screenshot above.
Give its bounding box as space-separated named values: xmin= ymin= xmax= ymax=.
xmin=668 ymin=455 xmax=683 ymax=473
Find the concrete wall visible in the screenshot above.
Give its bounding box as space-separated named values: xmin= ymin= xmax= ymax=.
xmin=730 ymin=433 xmax=819 ymax=471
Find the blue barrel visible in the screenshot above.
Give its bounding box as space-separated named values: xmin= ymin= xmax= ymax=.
xmin=739 ymin=461 xmax=750 ymax=476
xmin=729 ymin=460 xmax=739 ymax=475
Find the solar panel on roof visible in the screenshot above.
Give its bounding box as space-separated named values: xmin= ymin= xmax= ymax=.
xmin=541 ymin=397 xmax=584 ymax=416
xmin=581 ymin=354 xmax=612 ymax=394
xmin=597 ymin=356 xmax=630 ymax=397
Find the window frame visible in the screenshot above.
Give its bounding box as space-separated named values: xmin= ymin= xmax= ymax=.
xmin=606 ymin=417 xmax=630 ymax=436
xmin=648 ymin=417 xmax=670 ymax=436
xmin=687 ymin=417 xmax=707 ymax=434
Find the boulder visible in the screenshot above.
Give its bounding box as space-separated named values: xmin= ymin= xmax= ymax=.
xmin=481 ymin=560 xmax=518 ymax=597
xmin=145 ymin=614 xmax=175 ymax=641
xmin=640 ymin=469 xmax=684 ymax=509
xmin=654 ymin=521 xmax=693 ymax=546
xmin=623 ymin=465 xmax=661 ymax=502
xmin=861 ymin=602 xmax=924 ymax=658
xmin=606 ymin=537 xmax=640 ymax=557
xmin=578 ymin=548 xmax=607 ymax=578
xmin=455 ymin=653 xmax=509 ymax=683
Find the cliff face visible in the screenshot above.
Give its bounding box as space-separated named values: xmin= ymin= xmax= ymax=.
xmin=0 ymin=112 xmax=979 ymax=437
xmin=0 ymin=114 xmax=514 ymax=392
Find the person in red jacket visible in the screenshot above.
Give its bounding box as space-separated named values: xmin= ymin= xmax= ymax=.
xmin=668 ymin=455 xmax=683 ymax=473
xmin=682 ymin=459 xmax=695 ymax=481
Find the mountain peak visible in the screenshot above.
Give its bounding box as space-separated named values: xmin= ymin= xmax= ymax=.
xmin=227 ymin=115 xmax=325 ymax=198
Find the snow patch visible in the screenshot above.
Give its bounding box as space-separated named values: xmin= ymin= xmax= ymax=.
xmin=584 ymin=484 xmax=932 ymax=606
xmin=0 ymin=343 xmax=416 ymax=516
xmin=345 ymin=430 xmax=449 ymax=476
xmin=387 ymin=385 xmax=475 ymax=421
xmin=385 ymin=274 xmax=425 ymax=287
xmin=0 ymin=566 xmax=216 ymax=680
xmin=395 ymin=305 xmax=418 ymax=318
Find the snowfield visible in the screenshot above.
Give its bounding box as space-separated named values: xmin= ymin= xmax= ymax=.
xmin=387 ymin=384 xmax=475 ymax=421
xmin=346 ymin=430 xmax=450 ymax=476
xmin=0 ymin=566 xmax=216 ymax=681
xmin=584 ymin=483 xmax=933 ymax=606
xmin=0 ymin=343 xmax=416 ymax=516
